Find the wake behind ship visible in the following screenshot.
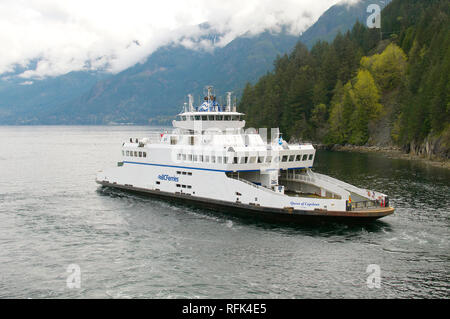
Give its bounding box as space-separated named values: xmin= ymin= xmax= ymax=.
xmin=96 ymin=87 xmax=394 ymax=223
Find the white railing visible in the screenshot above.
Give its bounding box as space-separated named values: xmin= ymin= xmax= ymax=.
xmin=309 ymin=171 xmax=386 ymax=200
xmin=281 ymin=170 xmax=350 ymax=200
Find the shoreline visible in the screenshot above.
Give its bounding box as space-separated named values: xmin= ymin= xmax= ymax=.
xmin=315 ymin=144 xmax=450 ymax=170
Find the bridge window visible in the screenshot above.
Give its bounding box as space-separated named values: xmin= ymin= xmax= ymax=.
xmin=289 ymin=155 xmax=295 ymax=162
xmin=211 ymin=156 xmax=216 ymax=163
xmin=224 ymin=115 xmax=231 ymax=121
xmin=177 ymin=154 xmax=181 ymax=160
xmin=201 ymin=115 xmax=207 ymax=121
xmin=282 ymin=155 xmax=288 ymax=162
xmin=296 ymin=154 xmax=301 ymax=161
xmin=302 ymin=154 xmax=308 ymax=161
xmin=208 ymin=115 xmax=214 ymax=120
xmin=134 ymin=151 xmax=138 ymax=157
xmin=170 ymin=136 xmax=177 ymax=145
xmin=193 ymin=155 xmax=198 ymax=162
xmin=216 ymin=115 xmax=223 ymax=120
xmin=139 ymin=152 xmax=142 ymax=157
xmin=181 ymin=116 xmax=186 ymax=121
xmin=143 ymin=152 xmax=147 ymax=158
xmin=224 ymin=157 xmax=228 ymax=164
xmin=205 ymin=155 xmax=210 ymax=163
xmin=199 ymin=155 xmax=203 ymax=162
xmin=195 ymin=115 xmax=200 ymax=120
xmin=309 ymin=154 xmax=314 ymax=160
xmin=182 ymin=154 xmax=186 ymax=161
xmin=233 ymin=157 xmax=238 ymax=164
xmin=249 ymin=157 xmax=256 ymax=163
xmin=266 ymin=156 xmax=272 ymax=163
xmin=126 ymin=151 xmax=129 ymax=156
xmin=187 ymin=154 xmax=192 ymax=161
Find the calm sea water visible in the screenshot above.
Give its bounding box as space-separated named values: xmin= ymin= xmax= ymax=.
xmin=0 ymin=126 xmax=448 ymax=299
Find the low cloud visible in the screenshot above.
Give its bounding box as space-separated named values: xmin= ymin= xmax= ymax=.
xmin=0 ymin=0 xmax=341 ymax=79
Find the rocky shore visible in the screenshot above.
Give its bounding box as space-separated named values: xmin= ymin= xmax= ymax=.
xmin=314 ymin=143 xmax=450 ymax=170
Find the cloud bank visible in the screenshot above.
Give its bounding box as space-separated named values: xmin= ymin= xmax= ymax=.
xmin=0 ymin=0 xmax=343 ymax=79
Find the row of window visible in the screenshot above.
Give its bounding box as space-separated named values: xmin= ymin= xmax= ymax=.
xmin=176 ymin=171 xmax=192 ymax=176
xmin=123 ymin=150 xmax=147 ymax=158
xmin=176 ymin=184 xmax=192 ymax=189
xmin=175 ymin=153 xmax=314 ymax=164
xmin=178 ymin=115 xmax=241 ymax=121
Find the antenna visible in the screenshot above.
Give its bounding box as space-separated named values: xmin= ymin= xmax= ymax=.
xmin=226 ymin=92 xmax=232 ymax=112
xmin=188 ymin=94 xmax=194 ymax=112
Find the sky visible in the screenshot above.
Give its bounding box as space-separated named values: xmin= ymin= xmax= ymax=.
xmin=0 ymin=0 xmax=358 ymax=80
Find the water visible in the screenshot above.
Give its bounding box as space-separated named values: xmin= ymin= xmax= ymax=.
xmin=0 ymin=126 xmax=448 ymax=299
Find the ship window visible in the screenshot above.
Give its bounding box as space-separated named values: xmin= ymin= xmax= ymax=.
xmin=139 ymin=152 xmax=142 ymax=157
xmin=199 ymin=155 xmax=203 ymax=162
xmin=258 ymin=156 xmax=264 ymax=163
xmin=187 ymin=172 xmax=192 ymax=176
xmin=201 ymin=115 xmax=207 ymax=121
xmin=282 ymin=155 xmax=288 ymax=162
xmin=134 ymin=151 xmax=138 ymax=157
xmin=193 ymin=155 xmax=198 ymax=162
xmin=224 ymin=115 xmax=231 ymax=121
xmin=309 ymin=154 xmax=314 ymax=160
xmin=224 ymin=157 xmax=228 ymax=164
xmin=187 ymin=154 xmax=192 ymax=161
xmin=176 ymin=184 xmax=181 ymax=187
xmin=241 ymin=157 xmax=247 ymax=164
xmin=156 ymin=181 xmax=160 ymax=185
xmin=187 ymin=185 xmax=192 ymax=189
xmin=211 ymin=156 xmax=216 ymax=163
xmin=274 ymin=156 xmax=280 ymax=163
xmin=195 ymin=115 xmax=200 ymax=120
xmin=266 ymin=156 xmax=272 ymax=163
xmin=217 ymin=157 xmax=222 ymax=164
xmin=249 ymin=157 xmax=256 ymax=163
xmin=176 ymin=171 xmax=181 ymax=174
xmin=233 ymin=157 xmax=238 ymax=164
xmin=182 ymin=154 xmax=186 ymax=161
xmin=181 ymin=116 xmax=186 ymax=121
xmin=122 ymin=151 xmax=124 ymax=156
xmin=217 ymin=115 xmax=223 ymax=120
xmin=143 ymin=152 xmax=147 ymax=158
xmin=126 ymin=151 xmax=129 ymax=156
xmin=177 ymin=154 xmax=181 ymax=160
xmin=296 ymin=154 xmax=301 ymax=161
xmin=182 ymin=185 xmax=186 ymax=188
xmin=302 ymin=154 xmax=307 ymax=161
xmin=208 ymin=115 xmax=214 ymax=120
xmin=289 ymin=155 xmax=295 ymax=162
xmin=170 ymin=136 xmax=177 ymax=145
xmin=205 ymin=156 xmax=209 ymax=163
xmin=188 ymin=136 xmax=194 ymax=145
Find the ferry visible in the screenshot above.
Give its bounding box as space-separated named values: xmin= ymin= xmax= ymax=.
xmin=96 ymin=87 xmax=394 ymax=223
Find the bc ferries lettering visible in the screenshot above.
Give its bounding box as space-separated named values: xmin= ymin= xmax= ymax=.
xmin=158 ymin=174 xmax=179 ymax=182
xmin=290 ymin=201 xmax=320 ymax=207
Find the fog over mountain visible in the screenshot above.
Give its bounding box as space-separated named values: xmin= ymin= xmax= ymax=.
xmin=0 ymin=0 xmax=376 ymax=124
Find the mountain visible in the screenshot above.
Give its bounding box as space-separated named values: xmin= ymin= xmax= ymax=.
xmin=48 ymin=30 xmax=299 ymax=125
xmin=0 ymin=71 xmax=109 ymax=124
xmin=0 ymin=0 xmax=394 ymax=125
xmin=299 ymin=0 xmax=390 ymax=48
